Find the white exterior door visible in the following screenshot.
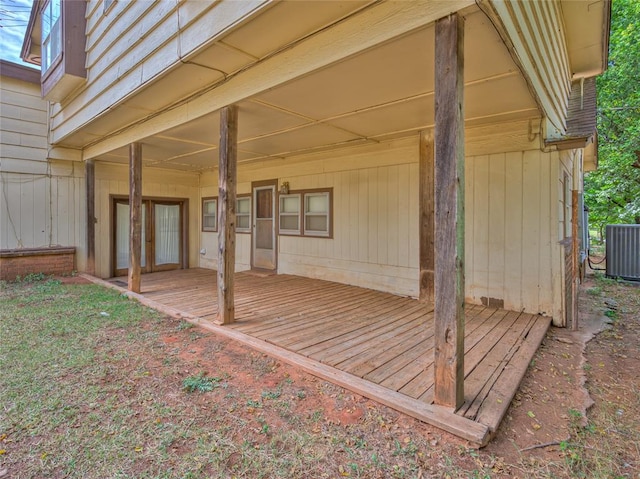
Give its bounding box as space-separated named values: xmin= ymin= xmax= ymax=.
xmin=252 ymin=185 xmax=276 ymax=270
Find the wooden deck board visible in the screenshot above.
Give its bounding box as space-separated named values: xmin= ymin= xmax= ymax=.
xmin=100 ymin=268 xmax=551 ymax=446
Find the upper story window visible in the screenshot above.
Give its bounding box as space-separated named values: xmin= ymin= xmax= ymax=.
xmin=21 ymin=0 xmax=87 ymax=101
xmin=41 ymin=0 xmax=62 ymax=73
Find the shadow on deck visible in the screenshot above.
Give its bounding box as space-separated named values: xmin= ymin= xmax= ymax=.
xmin=89 ymin=268 xmax=550 ymax=446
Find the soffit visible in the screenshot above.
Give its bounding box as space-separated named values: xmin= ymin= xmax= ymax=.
xmin=92 ymin=6 xmax=539 ymax=171
xmin=561 ymin=0 xmax=610 ymax=78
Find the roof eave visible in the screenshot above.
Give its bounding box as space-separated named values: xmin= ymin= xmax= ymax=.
xmin=20 ymin=0 xmax=42 ymax=67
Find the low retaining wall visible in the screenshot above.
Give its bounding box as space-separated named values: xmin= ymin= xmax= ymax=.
xmin=0 ymin=247 xmax=76 ymax=281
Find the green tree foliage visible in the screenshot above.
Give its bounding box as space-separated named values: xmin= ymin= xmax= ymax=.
xmin=585 ymin=0 xmax=640 ymax=235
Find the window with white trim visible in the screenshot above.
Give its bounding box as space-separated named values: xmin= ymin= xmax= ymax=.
xmin=41 ymin=0 xmax=62 ymax=73
xmin=304 ymin=192 xmax=330 ymax=236
xmin=202 ymin=198 xmax=217 ymax=232
xmin=236 ymin=196 xmax=251 ymax=233
xmin=279 ymin=194 xmax=301 ymax=234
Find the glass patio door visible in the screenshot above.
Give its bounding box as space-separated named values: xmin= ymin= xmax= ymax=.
xmin=113 ymin=199 xmax=183 ymax=276
xmin=152 ymin=203 xmax=181 ymax=271
xmin=115 ymin=201 xmax=148 ymax=276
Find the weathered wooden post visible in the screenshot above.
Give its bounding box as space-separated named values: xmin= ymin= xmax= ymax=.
xmin=433 ymin=13 xmax=465 ymax=409
xmin=128 ymin=142 xmax=142 ymax=293
xmin=217 ymin=105 xmax=238 ymax=324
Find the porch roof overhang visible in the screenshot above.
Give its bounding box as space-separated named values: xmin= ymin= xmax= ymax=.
xmin=561 ymin=0 xmax=611 ymax=79
xmin=68 ymin=3 xmax=542 ymax=170
xmin=545 ymin=77 xmax=598 ymax=156
xmin=20 ymin=0 xmax=42 ymax=67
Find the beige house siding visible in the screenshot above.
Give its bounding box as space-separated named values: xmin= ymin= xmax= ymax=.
xmin=92 ymin=162 xmax=200 ymax=278
xmin=0 ymin=75 xmax=48 ymax=169
xmin=1 ymin=72 xmax=84 ymax=259
xmin=198 ymin=122 xmax=571 ymax=324
xmin=484 ymin=0 xmax=572 ymax=138
xmin=63 ymin=1 xmax=476 ymax=160
xmin=49 ymin=0 xmax=301 ymax=144
xmin=465 ymin=148 xmax=561 ymax=320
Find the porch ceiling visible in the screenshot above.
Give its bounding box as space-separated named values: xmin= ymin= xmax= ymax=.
xmin=93 ymin=7 xmax=539 ymax=171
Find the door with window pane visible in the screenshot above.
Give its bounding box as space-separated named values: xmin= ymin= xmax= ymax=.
xmin=152 ymin=203 xmax=181 ymax=271
xmin=252 ymin=184 xmax=276 ymax=270
xmin=113 ymin=199 xmax=184 ymax=276
xmin=114 ymin=201 xmax=149 ymax=276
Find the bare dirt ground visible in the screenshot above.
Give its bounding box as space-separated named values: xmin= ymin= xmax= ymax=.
xmin=2 ymin=271 xmax=638 ymax=478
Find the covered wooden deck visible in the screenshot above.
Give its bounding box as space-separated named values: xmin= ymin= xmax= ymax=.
xmin=101 ymin=268 xmax=550 ymax=446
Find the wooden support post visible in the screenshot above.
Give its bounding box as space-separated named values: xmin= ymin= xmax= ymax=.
xmin=217 ymin=105 xmax=238 ymax=325
xmin=433 ymin=13 xmax=465 ymax=409
xmin=128 ymin=142 xmax=142 ymax=293
xmin=85 ymin=159 xmax=95 ymax=276
xmin=419 ymin=131 xmax=435 ymax=303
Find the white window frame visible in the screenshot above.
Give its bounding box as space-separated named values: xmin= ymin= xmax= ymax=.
xmin=202 ymin=197 xmax=217 ymax=232
xmin=304 ymin=192 xmax=330 ymax=237
xmin=279 ymin=193 xmax=301 ymax=235
xmin=236 ymin=196 xmax=251 ymax=233
xmin=41 ymin=0 xmax=62 ymax=73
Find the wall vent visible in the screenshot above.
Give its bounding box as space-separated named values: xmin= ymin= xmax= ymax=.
xmin=606 ymin=224 xmax=640 ymax=281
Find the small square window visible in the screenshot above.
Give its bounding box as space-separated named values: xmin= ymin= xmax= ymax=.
xmin=237 ymin=196 xmax=251 ymax=232
xmin=202 ymin=198 xmax=217 ymax=232
xmin=304 ymin=192 xmax=330 ymax=236
xmin=279 ymin=194 xmax=301 ymax=234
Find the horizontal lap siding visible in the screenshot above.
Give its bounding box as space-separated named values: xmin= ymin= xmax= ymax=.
xmin=1 ymin=77 xmax=82 ymax=252
xmin=0 ymin=78 xmax=47 ymax=164
xmin=487 ymin=0 xmax=571 ymax=136
xmin=50 ymin=0 xmax=268 ymax=144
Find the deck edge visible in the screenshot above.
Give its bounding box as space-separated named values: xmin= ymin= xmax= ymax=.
xmin=479 ymin=315 xmax=552 ymax=440
xmin=80 ymin=272 xmax=491 ymax=447
xmin=204 ymin=323 xmax=490 ymax=446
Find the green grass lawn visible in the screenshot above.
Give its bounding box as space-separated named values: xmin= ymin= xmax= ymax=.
xmin=1 ymin=278 xmax=459 ymax=478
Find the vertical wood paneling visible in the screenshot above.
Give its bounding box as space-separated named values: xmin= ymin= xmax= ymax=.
xmin=487 ymin=153 xmax=506 ymax=300
xmin=408 ymin=162 xmax=419 ymax=270
xmin=472 ymin=156 xmax=490 ymax=298
xmin=377 ymin=167 xmax=389 ymax=265
xmin=368 ymin=168 xmax=379 ymax=264
xmin=198 ymin=136 xmax=569 ymax=322
xmin=503 ymin=152 xmax=523 ymax=309
xmin=349 ymin=169 xmax=359 ymax=261
xmin=397 ymin=164 xmax=410 ymax=267
xmin=521 ymin=150 xmax=541 ymax=310
xmin=464 ymin=155 xmax=475 ymax=299
xmin=19 ymin=178 xmax=31 ymax=246
xmin=387 ymin=165 xmax=399 ymax=267
xmin=358 ymin=169 xmax=369 ymax=263
xmin=538 ymin=152 xmax=553 ymax=314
